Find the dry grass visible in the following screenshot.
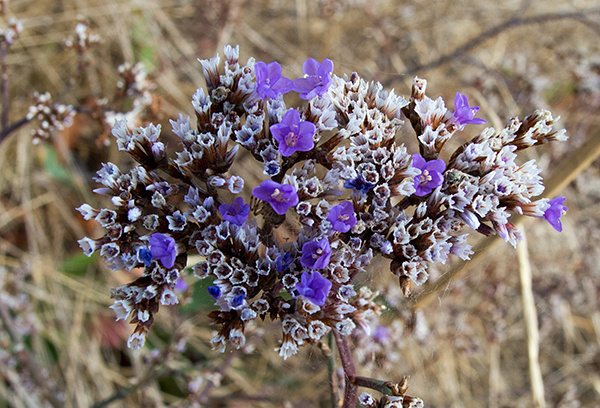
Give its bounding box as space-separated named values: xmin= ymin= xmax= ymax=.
xmin=1 ymin=0 xmax=600 ymax=407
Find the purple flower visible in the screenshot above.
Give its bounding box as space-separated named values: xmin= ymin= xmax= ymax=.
xmin=412 ymin=154 xmax=445 ymax=196
xmin=452 ymin=92 xmax=487 ymax=127
xmin=343 ymin=174 xmax=375 ymax=193
xmin=300 ymin=239 xmax=332 ymax=270
xmin=175 ymin=277 xmax=188 ymax=292
xmin=270 ymin=109 xmax=315 ymax=156
xmin=292 ymin=58 xmax=333 ymax=100
xmin=327 ymin=201 xmax=356 ymax=233
xmin=252 ymin=180 xmax=299 ymax=215
xmin=149 ymin=233 xmax=177 ymax=268
xmin=543 ymin=196 xmax=567 ymax=232
xmin=275 ymin=252 xmax=293 ymax=272
xmin=295 ymin=271 xmax=332 ymax=306
xmin=373 ymin=326 xmax=389 ymax=342
xmin=254 ymin=61 xmax=293 ymax=100
xmin=207 ymin=285 xmax=221 ymax=299
xmin=219 ymin=197 xmax=250 ymax=226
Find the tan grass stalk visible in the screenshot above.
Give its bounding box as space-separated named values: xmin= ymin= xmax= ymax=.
xmin=517 ymin=228 xmax=546 ymax=408
xmin=488 ymin=342 xmax=500 ymax=408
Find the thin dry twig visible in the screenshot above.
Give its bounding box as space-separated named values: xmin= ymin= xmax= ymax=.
xmin=382 ymin=7 xmax=600 ymax=83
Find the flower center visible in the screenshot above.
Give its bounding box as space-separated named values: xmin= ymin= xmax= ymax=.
xmin=338 ymin=214 xmax=349 ymax=221
xmin=285 ymin=131 xmax=298 ymax=147
xmin=271 ymin=188 xmax=289 ymax=202
xmin=312 ymin=248 xmax=323 ymax=259
xmin=419 ymin=170 xmax=432 ymax=185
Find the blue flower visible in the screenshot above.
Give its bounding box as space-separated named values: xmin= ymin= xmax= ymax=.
xmin=232 ymin=293 xmax=246 ymax=308
xmin=219 ymin=197 xmax=250 ymax=226
xmin=149 ymin=233 xmax=177 ymax=268
xmin=292 ymin=58 xmax=333 ymax=100
xmin=138 ymin=247 xmax=153 ymax=267
xmin=343 ymin=174 xmax=375 ymax=194
xmin=300 ymin=239 xmax=332 ymax=270
xmin=207 ymin=286 xmax=221 ymax=299
xmin=543 ymin=196 xmax=567 ymax=232
xmin=254 ymin=61 xmax=293 ymax=100
xmin=295 ymin=271 xmax=332 ymax=306
xmin=452 ymin=92 xmax=487 ymax=127
xmin=327 ymin=201 xmax=357 ymax=233
xmin=275 ymin=251 xmax=293 ymax=272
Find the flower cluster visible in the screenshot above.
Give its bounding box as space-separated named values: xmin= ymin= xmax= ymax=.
xmin=77 ymin=45 xmax=567 ymax=372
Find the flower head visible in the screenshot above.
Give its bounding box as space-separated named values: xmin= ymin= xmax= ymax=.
xmin=270 ymin=109 xmax=315 ymax=156
xmin=292 ymin=58 xmax=333 ymax=100
xmin=254 ymin=61 xmax=293 ymax=100
xmin=295 ymin=271 xmax=332 ymax=306
xmin=149 ymin=233 xmax=177 ymax=268
xmin=452 ymin=92 xmax=487 ymax=127
xmin=219 ymin=197 xmax=250 ymax=225
xmin=252 ymin=180 xmax=299 ymax=215
xmin=300 ymin=239 xmax=332 ymax=270
xmin=412 ymin=153 xmax=445 ymax=196
xmin=327 ymin=201 xmax=357 ymax=233
xmin=543 ymin=196 xmax=567 ymax=232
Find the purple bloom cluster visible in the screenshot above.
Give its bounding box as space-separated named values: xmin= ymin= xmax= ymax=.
xmin=78 ymin=45 xmax=568 ymax=374
xmin=270 ymin=109 xmax=315 ymax=156
xmin=295 ymin=271 xmax=332 ymax=306
xmin=412 ymin=154 xmax=445 ymax=196
xmin=252 ymin=180 xmax=299 ymax=215
xmin=254 ymin=58 xmax=333 ymax=101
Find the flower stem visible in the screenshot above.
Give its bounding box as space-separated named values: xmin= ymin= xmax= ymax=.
xmin=326 ymin=331 xmax=337 ymax=407
xmin=333 ymin=330 xmax=358 ymax=408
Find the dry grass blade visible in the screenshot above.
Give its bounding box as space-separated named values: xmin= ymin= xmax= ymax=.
xmin=517 ymin=228 xmax=546 ymax=408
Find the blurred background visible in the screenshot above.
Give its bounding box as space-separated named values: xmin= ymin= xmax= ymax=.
xmin=1 ymin=0 xmax=600 ymax=406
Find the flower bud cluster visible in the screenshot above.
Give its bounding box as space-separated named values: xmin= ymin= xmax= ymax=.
xmin=78 ymin=45 xmax=567 ymax=357
xmin=26 ymin=92 xmax=75 ymax=144
xmin=0 ymin=17 xmax=22 ymax=45
xmin=64 ymin=22 xmax=101 ymax=54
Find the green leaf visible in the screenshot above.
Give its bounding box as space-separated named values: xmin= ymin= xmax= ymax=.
xmin=42 ymin=145 xmax=73 ymax=184
xmin=61 ymin=252 xmax=97 ymax=276
xmin=180 ymin=276 xmax=217 ymax=314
